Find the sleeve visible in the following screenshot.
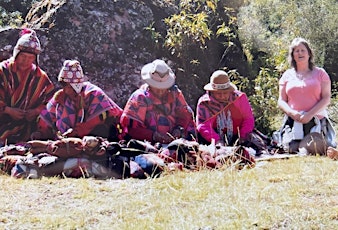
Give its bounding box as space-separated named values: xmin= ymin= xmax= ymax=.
xmin=174 ymin=90 xmax=196 ymax=136
xmin=124 ymin=119 xmax=154 ymax=141
xmin=279 ymin=72 xmax=287 ymax=86
xmin=196 ymin=101 xmax=220 ymax=143
xmin=238 ymin=94 xmax=255 ymax=138
xmin=36 ymin=68 xmax=55 ymax=106
xmin=318 ymin=67 xmax=331 ymax=82
xmin=120 ymin=90 xmax=154 ymax=141
xmin=74 ymin=116 xmax=103 ymax=137
xmin=0 ymin=64 xmax=9 ymax=113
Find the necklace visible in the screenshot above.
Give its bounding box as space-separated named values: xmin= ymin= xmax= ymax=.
xmin=296 ymin=69 xmax=311 ymax=80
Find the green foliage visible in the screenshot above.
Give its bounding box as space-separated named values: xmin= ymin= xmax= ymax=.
xmin=249 ymin=67 xmax=281 ymax=134
xmin=0 ymin=0 xmax=37 ymax=28
xmin=160 ymin=0 xmax=237 ymax=62
xmin=0 ymin=8 xmax=23 ymax=28
xmin=238 ymin=0 xmax=338 ymax=75
xmin=163 ymin=1 xmax=218 ymax=58
xmin=144 ymin=22 xmax=162 ymax=48
xmin=227 ymin=69 xmax=249 ymax=92
xmin=237 ymin=0 xmax=338 ymax=132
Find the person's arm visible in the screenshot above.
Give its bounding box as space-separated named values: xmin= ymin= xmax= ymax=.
xmin=174 ymin=91 xmax=196 ymax=139
xmin=277 ymin=82 xmax=302 ymax=121
xmin=35 ymin=117 xmax=56 ymax=140
xmin=237 ymin=94 xmax=255 ymax=139
xmin=197 ymin=116 xmax=220 ymax=143
xmin=126 ymin=119 xmax=153 ymax=141
xmin=126 ymin=119 xmax=173 ymax=143
xmin=3 ymin=106 xmax=26 ymax=120
xmin=300 ymin=80 xmax=331 ymax=123
xmin=196 ymin=102 xmax=220 ymax=143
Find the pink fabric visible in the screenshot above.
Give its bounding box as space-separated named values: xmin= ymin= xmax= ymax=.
xmin=39 ymin=82 xmax=122 ymax=135
xmin=196 ymin=91 xmax=254 ymax=143
xmin=120 ymin=84 xmax=195 ymax=142
xmin=279 ymin=67 xmax=330 ymax=113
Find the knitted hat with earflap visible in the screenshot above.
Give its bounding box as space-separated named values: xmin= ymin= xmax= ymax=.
xmin=58 ymin=60 xmax=85 ymax=94
xmin=13 ymin=29 xmax=41 ymax=65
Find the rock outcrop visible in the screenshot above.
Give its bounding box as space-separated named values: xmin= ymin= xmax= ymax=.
xmin=0 ymin=0 xmax=249 ymax=109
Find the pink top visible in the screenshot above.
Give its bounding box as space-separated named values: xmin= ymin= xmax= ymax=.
xmin=196 ymin=91 xmax=254 ymax=143
xmin=279 ymin=67 xmax=330 ymax=114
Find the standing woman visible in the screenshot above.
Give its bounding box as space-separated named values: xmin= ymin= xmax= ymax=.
xmin=277 ymin=37 xmax=336 ymax=153
xmin=0 ymin=29 xmax=55 ymax=144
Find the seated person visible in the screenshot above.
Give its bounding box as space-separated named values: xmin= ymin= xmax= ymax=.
xmin=196 ymin=70 xmax=265 ymax=154
xmin=120 ymin=59 xmax=195 ymax=145
xmin=35 ymin=60 xmax=123 ymax=140
xmin=0 ymin=29 xmax=55 ymax=144
xmin=276 ymin=37 xmax=336 ymax=153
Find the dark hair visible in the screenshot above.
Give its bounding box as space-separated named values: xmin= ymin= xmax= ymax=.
xmin=288 ymin=37 xmax=314 ymax=71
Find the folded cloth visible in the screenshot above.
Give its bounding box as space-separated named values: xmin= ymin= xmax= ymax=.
xmin=292 ymin=121 xmax=304 ymax=140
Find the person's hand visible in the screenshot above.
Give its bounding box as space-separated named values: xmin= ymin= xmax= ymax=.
xmin=61 ymin=128 xmax=77 ymax=137
xmin=30 ymin=131 xmax=42 ymax=140
xmin=289 ymin=110 xmax=303 ymax=122
xmin=215 ymin=140 xmax=225 ymax=146
xmin=171 ymin=126 xmax=184 ymax=139
xmin=153 ymin=131 xmax=172 ymax=144
xmin=25 ymin=108 xmax=40 ymax=121
xmin=5 ymin=107 xmax=26 ymax=120
xmin=299 ymin=112 xmax=313 ymax=124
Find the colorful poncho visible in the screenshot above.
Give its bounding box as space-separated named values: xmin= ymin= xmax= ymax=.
xmin=0 ymin=59 xmax=55 ymax=144
xmin=120 ymin=84 xmax=195 ymax=143
xmin=39 ymin=82 xmax=122 ymax=137
xmin=196 ymin=91 xmax=254 ymax=144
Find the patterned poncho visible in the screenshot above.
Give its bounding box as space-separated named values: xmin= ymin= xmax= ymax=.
xmin=120 ymin=84 xmax=195 ymax=143
xmin=39 ymin=82 xmax=122 ymax=136
xmin=0 ymin=60 xmax=55 ymax=143
xmin=196 ymin=91 xmax=255 ymax=144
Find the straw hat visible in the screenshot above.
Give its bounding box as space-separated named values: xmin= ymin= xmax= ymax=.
xmin=141 ymin=59 xmax=175 ymax=89
xmin=204 ymin=70 xmax=237 ymax=91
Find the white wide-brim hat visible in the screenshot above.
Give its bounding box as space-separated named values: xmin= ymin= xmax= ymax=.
xmin=141 ymin=59 xmax=176 ymax=89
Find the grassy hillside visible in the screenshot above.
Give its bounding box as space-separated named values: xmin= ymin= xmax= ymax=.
xmin=1 ymin=156 xmax=337 ymax=229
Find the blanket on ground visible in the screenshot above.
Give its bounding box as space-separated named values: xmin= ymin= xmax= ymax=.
xmin=0 ymin=136 xmax=327 ymax=180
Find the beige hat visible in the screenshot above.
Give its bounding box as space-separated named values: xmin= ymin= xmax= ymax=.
xmin=58 ymin=60 xmax=85 ymax=93
xmin=13 ymin=29 xmax=41 ymax=64
xmin=204 ymin=70 xmax=237 ymax=91
xmin=141 ymin=59 xmax=176 ymax=89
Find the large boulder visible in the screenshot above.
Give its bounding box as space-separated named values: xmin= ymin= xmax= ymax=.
xmin=0 ymin=0 xmax=249 ymax=110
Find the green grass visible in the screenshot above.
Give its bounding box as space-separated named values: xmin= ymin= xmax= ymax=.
xmin=0 ymin=156 xmax=337 ymax=229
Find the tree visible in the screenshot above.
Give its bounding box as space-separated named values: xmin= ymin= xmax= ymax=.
xmin=237 ymin=0 xmax=338 ymax=132
xmin=237 ymin=0 xmax=338 ymax=79
xmin=0 ymin=0 xmax=37 ymax=28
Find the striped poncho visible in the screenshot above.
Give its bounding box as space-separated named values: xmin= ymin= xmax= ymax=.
xmin=0 ymin=59 xmax=55 ymax=144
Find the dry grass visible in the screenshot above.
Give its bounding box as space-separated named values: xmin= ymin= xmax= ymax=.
xmin=0 ymin=156 xmax=337 ymax=230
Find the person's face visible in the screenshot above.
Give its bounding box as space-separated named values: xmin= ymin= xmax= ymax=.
xmin=63 ymin=83 xmax=79 ymax=100
xmin=211 ymin=90 xmax=232 ymax=103
xmin=149 ymin=86 xmax=168 ymax=98
xmin=293 ymin=43 xmax=310 ymax=65
xmin=15 ymin=52 xmax=36 ymax=71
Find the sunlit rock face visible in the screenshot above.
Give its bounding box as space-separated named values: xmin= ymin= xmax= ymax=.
xmin=0 ymin=0 xmax=249 ymax=109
